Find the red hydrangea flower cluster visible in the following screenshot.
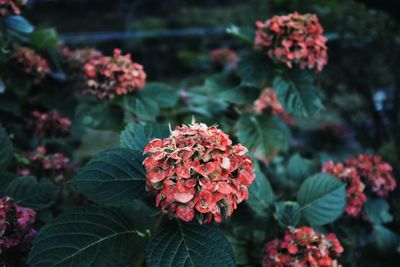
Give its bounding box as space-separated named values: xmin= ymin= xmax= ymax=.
xmin=253 ymin=88 xmax=292 ymax=123
xmin=60 ymin=46 xmax=103 ymax=72
xmin=210 ymin=47 xmax=239 ymax=69
xmin=17 ymin=146 xmax=70 ymax=182
xmin=143 ymin=121 xmax=255 ymax=223
xmin=29 ymin=110 xmax=71 ymax=138
xmin=0 ymin=197 xmax=36 ymax=266
xmin=323 ymin=161 xmax=366 ymax=217
xmin=83 ymin=48 xmax=146 ymax=100
xmin=255 ymin=12 xmax=328 ymax=72
xmin=0 ymin=0 xmax=26 ymax=16
xmin=346 ymin=154 xmax=396 ymax=197
xmin=11 ymin=47 xmax=50 ymax=83
xmin=263 ymin=227 xmax=344 ymax=267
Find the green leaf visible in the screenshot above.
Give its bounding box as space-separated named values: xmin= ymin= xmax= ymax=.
xmin=4 ymin=16 xmax=34 ymax=34
xmin=147 ymin=222 xmax=236 ymax=267
xmin=274 ymin=201 xmax=301 ymax=227
xmin=72 ymin=148 xmax=146 ymax=206
xmin=0 ymin=127 xmax=13 ymax=169
xmin=120 ymin=122 xmax=169 ymax=153
xmin=237 ymin=50 xmax=270 ymax=87
xmin=373 ymin=225 xmax=399 ymax=252
xmin=235 ymin=114 xmax=290 ymax=155
xmin=30 ymin=28 xmax=59 ymax=50
xmin=0 ymin=171 xmax=16 ymax=194
xmin=5 ymin=176 xmax=59 ymax=211
xmin=28 ymin=207 xmax=147 ymax=267
xmin=364 ymin=198 xmax=393 ymax=225
xmin=226 ymin=25 xmax=254 ymax=45
xmin=0 ymin=78 xmax=5 ymax=93
xmin=76 ymin=102 xmax=124 ymax=130
xmin=297 ymin=173 xmax=345 ymax=226
xmin=287 ymin=153 xmax=315 ymax=182
xmin=124 ymin=95 xmax=159 ymax=121
xmin=139 ymin=82 xmax=179 ymax=108
xmin=247 ymin=162 xmax=274 ymax=216
xmin=273 ymin=69 xmax=323 ymax=117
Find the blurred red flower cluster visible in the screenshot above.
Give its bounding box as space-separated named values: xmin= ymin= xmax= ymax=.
xmin=0 ymin=0 xmax=26 ymax=16
xmin=347 ymin=154 xmax=397 ymax=197
xmin=144 ymin=121 xmax=255 ymax=223
xmin=29 ymin=110 xmax=71 ymax=138
xmin=17 ymin=146 xmax=70 ymax=182
xmin=253 ymin=88 xmax=292 ymax=123
xmin=210 ymin=47 xmax=238 ymax=69
xmin=83 ymin=48 xmax=146 ymax=100
xmin=255 ymin=12 xmax=328 ymax=72
xmin=0 ymin=197 xmax=36 ymax=266
xmin=60 ymin=46 xmax=103 ymax=72
xmin=11 ymin=47 xmax=50 ymax=83
xmin=263 ymin=227 xmax=343 ymax=267
xmin=323 ymin=161 xmax=366 ymax=217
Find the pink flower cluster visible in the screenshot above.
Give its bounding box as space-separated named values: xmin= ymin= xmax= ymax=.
xmin=17 ymin=146 xmax=70 ymax=182
xmin=253 ymin=88 xmax=292 ymax=123
xmin=60 ymin=46 xmax=103 ymax=72
xmin=346 ymin=154 xmax=396 ymax=197
xmin=323 ymin=161 xmax=366 ymax=217
xmin=12 ymin=47 xmax=50 ymax=83
xmin=255 ymin=12 xmax=328 ymax=72
xmin=29 ymin=110 xmax=72 ymax=138
xmin=210 ymin=47 xmax=239 ymax=69
xmin=143 ymin=121 xmax=255 ymax=223
xmin=0 ymin=0 xmax=26 ymax=16
xmin=0 ymin=197 xmax=36 ymax=266
xmin=263 ymin=227 xmax=343 ymax=267
xmin=83 ymin=48 xmax=146 ymax=100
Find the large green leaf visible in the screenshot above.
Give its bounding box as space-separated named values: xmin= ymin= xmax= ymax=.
xmin=76 ymin=102 xmax=124 ymax=130
xmin=28 ymin=207 xmax=147 ymax=267
xmin=6 ymin=176 xmax=59 ymax=211
xmin=0 ymin=127 xmax=13 ymax=169
xmin=4 ymin=15 xmax=34 ymax=34
xmin=147 ymin=222 xmax=236 ymax=267
xmin=0 ymin=171 xmax=16 ymax=194
xmin=72 ymin=148 xmax=146 ymax=206
xmin=237 ymin=50 xmax=270 ymax=87
xmin=297 ymin=173 xmax=346 ymax=226
xmin=30 ymin=28 xmax=59 ymax=50
xmin=226 ymin=25 xmax=254 ymax=45
xmin=200 ymin=73 xmax=259 ymax=105
xmin=273 ymin=69 xmax=323 ymax=117
xmin=274 ymin=201 xmax=301 ymax=227
xmin=124 ymin=95 xmax=159 ymax=121
xmin=364 ymin=198 xmax=393 ymax=225
xmin=373 ymin=225 xmax=399 ymax=252
xmin=120 ymin=122 xmax=169 ymax=153
xmin=247 ymin=162 xmax=274 ymax=217
xmin=287 ymin=153 xmax=316 ymax=183
xmin=139 ymin=82 xmax=179 ymax=108
xmin=235 ymin=114 xmax=290 ymax=155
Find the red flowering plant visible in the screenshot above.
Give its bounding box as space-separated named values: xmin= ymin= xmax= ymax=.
xmin=28 ymin=110 xmax=72 ymax=138
xmin=11 ymin=46 xmax=50 ymax=83
xmin=0 ymin=197 xmax=36 ymax=267
xmin=322 ymin=161 xmax=366 ymax=217
xmin=262 ymin=227 xmax=344 ymax=267
xmin=253 ymin=88 xmax=292 ymax=124
xmin=143 ymin=120 xmax=255 ymax=223
xmin=0 ymin=0 xmax=26 ymax=16
xmin=210 ymin=47 xmax=239 ymax=70
xmin=83 ymin=48 xmax=146 ymax=100
xmin=346 ymin=154 xmax=396 ymax=197
xmin=16 ymin=146 xmax=71 ymax=183
xmin=254 ymin=12 xmax=328 ymax=72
